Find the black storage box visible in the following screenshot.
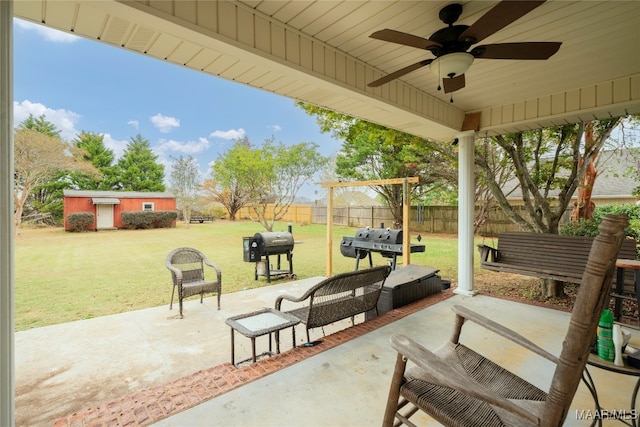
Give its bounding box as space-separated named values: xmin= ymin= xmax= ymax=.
xmin=367 ymin=265 xmax=442 ymax=320
xmin=628 ymin=350 xmax=640 ymax=369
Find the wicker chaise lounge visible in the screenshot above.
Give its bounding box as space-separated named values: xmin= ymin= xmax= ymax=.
xmin=275 ymin=265 xmax=391 ymax=343
xmin=166 ymin=247 xmax=222 ymax=318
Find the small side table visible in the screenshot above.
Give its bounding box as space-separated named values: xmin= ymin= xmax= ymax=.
xmin=583 ymin=353 xmax=640 ymax=427
xmin=225 ymin=307 xmax=300 ymax=366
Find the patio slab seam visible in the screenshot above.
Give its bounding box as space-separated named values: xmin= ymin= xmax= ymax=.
xmin=53 ymin=289 xmax=454 ymax=427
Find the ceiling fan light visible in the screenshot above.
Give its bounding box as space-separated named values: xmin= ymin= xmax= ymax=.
xmin=429 ymin=52 xmax=474 ymax=78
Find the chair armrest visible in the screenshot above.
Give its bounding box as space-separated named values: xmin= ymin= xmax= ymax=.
xmin=390 ymin=334 xmax=541 ymax=426
xmin=166 ymin=264 xmax=183 ymax=284
xmin=477 ymin=244 xmax=497 ymax=262
xmin=452 ymin=305 xmax=559 ymax=364
xmin=275 ymin=293 xmax=310 ymax=310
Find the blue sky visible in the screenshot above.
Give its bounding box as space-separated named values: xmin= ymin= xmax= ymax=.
xmin=13 ymin=18 xmax=342 ymax=200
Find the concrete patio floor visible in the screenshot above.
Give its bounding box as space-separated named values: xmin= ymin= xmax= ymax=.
xmin=16 ymin=275 xmax=639 ymax=427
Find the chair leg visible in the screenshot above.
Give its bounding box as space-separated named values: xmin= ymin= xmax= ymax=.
xmin=382 ymin=353 xmax=407 ymax=427
xmin=179 ymin=287 xmax=184 ymax=318
xmin=170 ymin=285 xmax=176 ymax=310
xmin=217 ymin=291 xmax=221 ymax=310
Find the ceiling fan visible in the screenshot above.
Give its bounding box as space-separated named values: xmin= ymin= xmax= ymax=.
xmin=367 ymin=1 xmax=562 ymax=99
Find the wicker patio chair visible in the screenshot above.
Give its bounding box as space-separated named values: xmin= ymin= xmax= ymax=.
xmin=382 ymin=214 xmax=629 ymax=427
xmin=166 ymin=247 xmax=222 ymax=318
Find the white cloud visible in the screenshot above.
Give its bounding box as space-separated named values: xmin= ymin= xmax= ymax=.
xmin=13 ymin=99 xmax=81 ymax=141
xmin=210 ymin=128 xmax=246 ymax=140
xmin=150 ymin=113 xmax=180 ymax=133
xmin=269 ymin=124 xmax=282 ymax=132
xmin=14 ymin=18 xmax=79 ymax=43
xmin=102 ymin=133 xmax=129 ymax=159
xmin=156 ymin=137 xmax=210 ymax=155
xmin=128 ymin=120 xmax=140 ymax=130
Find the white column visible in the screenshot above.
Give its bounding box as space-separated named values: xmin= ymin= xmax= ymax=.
xmin=0 ymin=1 xmax=15 ymax=425
xmin=455 ymin=131 xmax=477 ymax=296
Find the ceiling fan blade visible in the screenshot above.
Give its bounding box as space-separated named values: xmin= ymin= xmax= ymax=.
xmin=459 ymin=0 xmax=546 ymax=44
xmin=474 ymin=42 xmax=561 ymax=59
xmin=368 ymin=59 xmax=432 ymax=88
xmin=443 ymin=74 xmax=465 ymax=93
xmin=370 ymin=29 xmax=442 ymax=50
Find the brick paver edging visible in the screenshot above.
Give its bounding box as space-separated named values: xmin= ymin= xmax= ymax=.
xmin=54 ymin=289 xmax=454 ymax=427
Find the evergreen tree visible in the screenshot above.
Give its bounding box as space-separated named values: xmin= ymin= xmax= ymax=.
xmin=115 ymin=134 xmax=165 ymax=191
xmin=70 ymin=131 xmax=118 ymax=190
xmin=19 ymin=114 xmax=61 ymax=137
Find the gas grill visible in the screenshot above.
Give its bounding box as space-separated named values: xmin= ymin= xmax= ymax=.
xmin=340 ymin=227 xmax=425 ymax=270
xmin=243 ymin=227 xmax=295 ymax=282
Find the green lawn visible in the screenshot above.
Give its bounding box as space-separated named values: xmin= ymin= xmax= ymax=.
xmin=15 ymin=221 xmax=486 ymax=331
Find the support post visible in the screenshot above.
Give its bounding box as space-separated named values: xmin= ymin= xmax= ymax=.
xmin=402 ymin=178 xmax=410 ymax=267
xmin=455 ymin=131 xmax=477 ymax=296
xmin=0 ymin=1 xmax=15 ymax=425
xmin=326 ymin=185 xmax=333 ymax=277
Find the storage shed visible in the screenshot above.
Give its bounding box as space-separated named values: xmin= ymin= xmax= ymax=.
xmin=63 ymin=190 xmax=176 ymax=231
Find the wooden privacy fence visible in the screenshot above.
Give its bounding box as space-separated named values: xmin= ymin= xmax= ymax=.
xmin=238 ymin=204 xmax=570 ymax=236
xmin=238 ymin=204 xmax=313 ymax=224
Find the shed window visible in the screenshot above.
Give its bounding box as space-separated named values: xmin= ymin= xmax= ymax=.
xmin=142 ymin=202 xmax=154 ymax=211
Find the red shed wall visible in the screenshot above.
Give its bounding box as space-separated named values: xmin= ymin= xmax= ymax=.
xmin=63 ymin=196 xmax=177 ymax=230
xmin=63 ymin=197 xmax=97 ymax=231
xmin=113 ymin=198 xmax=177 ymax=228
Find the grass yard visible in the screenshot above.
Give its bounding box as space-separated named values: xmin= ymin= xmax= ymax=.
xmin=15 ymin=220 xmax=494 ymax=331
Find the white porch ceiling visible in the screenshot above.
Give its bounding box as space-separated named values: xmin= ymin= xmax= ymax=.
xmin=13 ymin=0 xmax=640 ymax=143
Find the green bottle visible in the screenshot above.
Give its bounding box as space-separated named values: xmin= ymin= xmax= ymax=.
xmin=597 ymin=309 xmax=614 ymax=361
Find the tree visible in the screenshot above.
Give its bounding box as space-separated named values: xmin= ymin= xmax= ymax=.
xmin=208 ymin=137 xmax=251 ymax=221
xmin=169 ymin=156 xmax=201 ymax=224
xmin=297 ymin=102 xmax=456 ymax=226
xmin=477 ymin=119 xmax=623 ymax=236
xmin=115 ymin=134 xmax=165 ymax=191
xmin=201 ymin=179 xmax=247 ymax=221
xmin=476 ymin=118 xmax=627 ymax=297
xmin=70 ymin=131 xmax=118 ymax=190
xmin=19 ymin=113 xmax=61 ymax=137
xmin=474 ymin=138 xmax=516 ymax=233
xmin=212 ymin=137 xmax=327 ymax=231
xmin=17 ymin=114 xmax=68 ymax=223
xmin=14 ymin=129 xmax=97 ymax=235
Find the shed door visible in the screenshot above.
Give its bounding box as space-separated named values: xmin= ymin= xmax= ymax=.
xmin=96 ymin=204 xmax=114 ymax=229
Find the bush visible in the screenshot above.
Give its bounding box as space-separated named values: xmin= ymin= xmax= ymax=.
xmin=121 ymin=210 xmax=177 ymax=229
xmin=67 ymin=212 xmax=95 ymax=232
xmin=559 ymin=204 xmax=640 ymax=256
xmin=210 ymin=206 xmax=227 ymax=219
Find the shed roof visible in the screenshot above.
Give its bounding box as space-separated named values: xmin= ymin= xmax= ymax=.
xmin=63 ymin=190 xmax=174 ymax=199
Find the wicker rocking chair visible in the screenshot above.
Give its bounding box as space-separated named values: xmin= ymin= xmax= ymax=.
xmin=382 ymin=214 xmax=629 ymax=427
xmin=166 ymin=247 xmax=222 ymax=318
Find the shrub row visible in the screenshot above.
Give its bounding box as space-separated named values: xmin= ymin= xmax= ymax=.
xmin=559 ymin=204 xmax=640 ymax=256
xmin=67 ymin=212 xmax=95 ymax=232
xmin=120 ymin=210 xmax=177 ymax=229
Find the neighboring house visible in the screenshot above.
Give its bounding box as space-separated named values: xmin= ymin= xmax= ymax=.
xmin=505 ymin=149 xmax=639 ymax=206
xmin=63 ymin=190 xmax=176 ymax=231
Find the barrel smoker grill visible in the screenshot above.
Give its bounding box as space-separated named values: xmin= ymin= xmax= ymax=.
xmin=340 ymin=227 xmax=425 ymax=270
xmin=243 ymin=229 xmax=295 ymax=282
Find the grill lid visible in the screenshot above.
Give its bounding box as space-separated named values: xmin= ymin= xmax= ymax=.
xmin=253 ymin=231 xmax=294 ymax=252
xmin=354 ymin=227 xmax=403 ymax=244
